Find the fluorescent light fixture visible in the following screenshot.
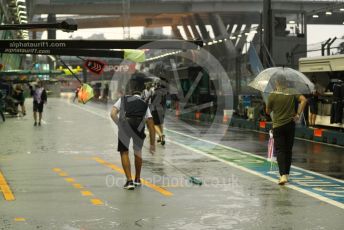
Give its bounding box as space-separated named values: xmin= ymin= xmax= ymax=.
xmin=340 ymin=8 xmax=344 ymax=12
xmin=245 ymin=32 xmax=249 ymax=35
xmin=289 ymin=20 xmax=296 ymax=24
xmin=213 ymin=40 xmax=218 ymax=44
xmin=18 ymin=10 xmax=27 ymax=15
xmin=313 ymin=14 xmax=319 ymax=18
xmin=218 ymin=39 xmax=222 ymax=42
xmin=20 ymin=20 xmax=27 ymax=23
xmin=16 ymin=0 xmax=26 ymax=3
xmin=203 ymin=42 xmax=206 ymax=46
xmin=238 ymin=35 xmax=242 ymax=38
xmin=18 ymin=5 xmax=26 ymax=9
xmin=230 ymin=36 xmax=236 ymax=40
xmin=20 ymin=15 xmax=27 ymax=19
xmin=207 ymin=41 xmax=213 ymax=45
xmin=224 ymin=38 xmax=227 ymax=41
xmin=252 ymin=31 xmax=258 ymax=34
xmin=325 ymin=11 xmax=332 ymax=15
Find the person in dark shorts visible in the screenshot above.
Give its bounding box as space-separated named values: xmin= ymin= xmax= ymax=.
xmin=30 ymin=81 xmax=47 ymax=126
xmin=110 ymin=86 xmax=155 ymax=190
xmin=14 ymin=84 xmax=26 ymax=116
xmin=266 ymin=74 xmax=307 ymax=185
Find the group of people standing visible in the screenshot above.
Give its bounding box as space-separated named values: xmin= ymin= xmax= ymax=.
xmin=0 ymin=81 xmax=47 ymax=126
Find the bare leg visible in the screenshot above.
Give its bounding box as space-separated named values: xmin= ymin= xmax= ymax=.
xmin=309 ymin=113 xmax=314 ymax=126
xmin=21 ymin=104 xmax=26 ymax=115
xmin=33 ymin=111 xmax=37 ymax=123
xmin=155 ymin=125 xmax=162 ymax=139
xmin=134 ymin=151 xmax=142 ymax=180
xmin=120 ymin=151 xmax=132 ymax=181
xmin=39 ymin=112 xmax=42 ymax=124
xmin=312 ymin=114 xmax=317 ymax=126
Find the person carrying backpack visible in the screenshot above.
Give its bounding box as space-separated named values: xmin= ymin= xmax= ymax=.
xmin=110 ymin=84 xmax=155 ymax=190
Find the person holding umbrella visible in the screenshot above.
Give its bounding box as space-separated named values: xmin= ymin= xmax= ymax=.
xmin=265 ymin=73 xmax=307 ymax=185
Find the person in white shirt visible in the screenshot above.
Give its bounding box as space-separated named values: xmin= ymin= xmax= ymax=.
xmin=111 ymin=86 xmax=155 ymax=190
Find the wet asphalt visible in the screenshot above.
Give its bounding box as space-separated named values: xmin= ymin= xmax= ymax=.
xmin=0 ymin=97 xmax=343 ymax=229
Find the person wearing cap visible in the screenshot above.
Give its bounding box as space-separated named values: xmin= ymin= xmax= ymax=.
xmin=110 ymin=84 xmax=155 ymax=190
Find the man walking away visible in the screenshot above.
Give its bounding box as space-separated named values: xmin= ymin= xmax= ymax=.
xmin=110 ymin=84 xmax=155 ymax=190
xmin=30 ymin=81 xmax=47 ymax=126
xmin=266 ymin=74 xmax=307 ymax=185
xmin=151 ymin=82 xmax=167 ymax=145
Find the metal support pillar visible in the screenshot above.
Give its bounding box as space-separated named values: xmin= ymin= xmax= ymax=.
xmin=47 ymin=14 xmax=57 ymax=39
xmin=32 ymin=31 xmax=37 ymax=65
xmin=83 ymin=65 xmax=88 ymax=83
xmin=47 ymin=14 xmax=56 ymax=73
xmin=210 ymin=14 xmax=236 ymax=57
xmin=122 ymin=0 xmax=130 ymax=39
xmin=262 ymin=0 xmax=272 ymax=67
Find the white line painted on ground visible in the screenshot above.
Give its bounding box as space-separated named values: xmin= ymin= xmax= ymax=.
xmin=166 ymin=128 xmax=344 ymax=183
xmin=168 ymin=139 xmax=344 ymax=209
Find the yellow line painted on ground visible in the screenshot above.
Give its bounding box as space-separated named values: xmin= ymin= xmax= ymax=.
xmin=14 ymin=218 xmax=26 ymax=222
xmin=65 ymin=178 xmax=75 ymax=183
xmin=53 ymin=168 xmax=104 ymax=207
xmin=81 ymin=191 xmax=93 ymax=196
xmin=92 ymin=157 xmax=173 ymax=197
xmin=0 ymin=170 xmax=15 ymax=201
xmin=58 ymin=172 xmax=68 ymax=177
xmin=73 ymin=183 xmax=83 ymax=189
xmin=91 ymin=199 xmax=103 ymax=205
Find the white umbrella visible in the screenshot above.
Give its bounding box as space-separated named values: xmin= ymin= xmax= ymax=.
xmin=249 ymin=67 xmax=314 ymax=95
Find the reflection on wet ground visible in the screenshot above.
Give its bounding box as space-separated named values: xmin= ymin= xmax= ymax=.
xmin=166 ymin=117 xmax=344 ymax=179
xmin=0 ymin=98 xmax=342 ymax=229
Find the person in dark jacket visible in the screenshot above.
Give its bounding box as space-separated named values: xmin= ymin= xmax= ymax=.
xmin=30 ymin=81 xmax=47 ymax=126
xmin=110 ymin=84 xmax=155 ymax=190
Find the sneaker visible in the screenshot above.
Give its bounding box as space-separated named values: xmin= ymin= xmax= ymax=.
xmin=123 ymin=180 xmax=135 ymax=190
xmin=34 ymin=122 xmax=37 ymax=126
xmin=133 ymin=178 xmax=141 ymax=186
xmin=278 ymin=175 xmax=288 ymax=185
